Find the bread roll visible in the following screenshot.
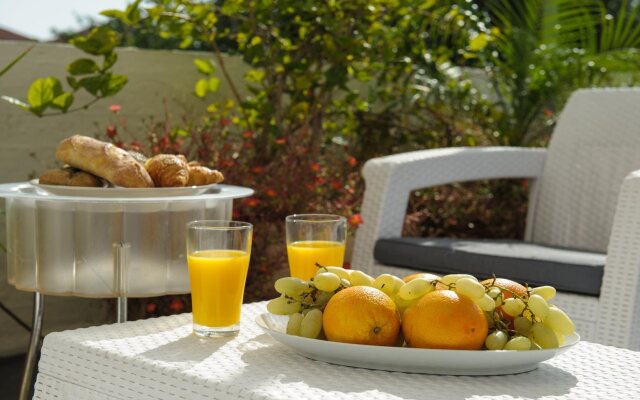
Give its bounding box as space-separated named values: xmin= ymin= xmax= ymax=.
xmin=187 ymin=165 xmax=225 ymax=186
xmin=55 ymin=135 xmax=154 ymax=188
xmin=39 ymin=167 xmax=102 ymax=187
xmin=144 ymin=154 xmax=190 ymax=187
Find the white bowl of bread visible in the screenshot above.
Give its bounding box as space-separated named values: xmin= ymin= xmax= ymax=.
xmin=35 ymin=135 xmax=224 ymax=197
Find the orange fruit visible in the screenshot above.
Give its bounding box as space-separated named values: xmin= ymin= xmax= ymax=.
xmin=481 ymin=277 xmax=527 ymax=321
xmin=402 ymin=290 xmax=488 ymax=350
xmin=402 ymin=272 xmax=440 ymax=283
xmin=323 ymin=286 xmax=401 ymax=346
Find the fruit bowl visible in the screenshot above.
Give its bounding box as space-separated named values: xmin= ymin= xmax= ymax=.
xmin=256 ymin=313 xmax=580 ymax=375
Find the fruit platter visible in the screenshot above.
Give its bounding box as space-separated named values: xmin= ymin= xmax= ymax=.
xmin=257 ymin=267 xmax=579 ymax=375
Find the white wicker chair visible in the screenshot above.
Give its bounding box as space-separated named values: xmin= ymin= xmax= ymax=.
xmin=351 ymin=88 xmax=640 ymax=350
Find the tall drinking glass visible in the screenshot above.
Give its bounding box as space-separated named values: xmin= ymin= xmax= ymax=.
xmin=186 ymin=220 xmax=252 ymax=337
xmin=286 ymin=214 xmax=346 ymax=281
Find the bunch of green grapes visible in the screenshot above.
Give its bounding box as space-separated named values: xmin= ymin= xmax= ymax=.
xmin=266 ymin=266 xmax=353 ymax=339
xmin=482 ymin=281 xmax=575 ymax=350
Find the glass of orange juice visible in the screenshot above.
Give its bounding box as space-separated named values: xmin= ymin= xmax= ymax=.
xmin=186 ymin=220 xmax=252 ymax=337
xmin=285 ymin=214 xmax=346 ymax=281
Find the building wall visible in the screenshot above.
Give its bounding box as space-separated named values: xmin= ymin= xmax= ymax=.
xmin=0 ymin=40 xmax=246 ymax=356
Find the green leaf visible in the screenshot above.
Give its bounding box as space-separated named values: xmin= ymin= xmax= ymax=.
xmin=77 ymin=76 xmax=104 ymax=96
xmin=194 ymin=78 xmax=208 ymax=97
xmin=125 ymin=0 xmax=142 ymax=24
xmin=100 ymin=9 xmax=126 ymax=20
xmin=70 ymin=27 xmax=120 ymax=55
xmin=194 ymin=58 xmax=215 ymax=75
xmin=101 ymin=74 xmax=128 ymax=97
xmin=469 ymin=33 xmax=489 ymax=51
xmin=0 ymin=45 xmax=33 ymax=78
xmin=208 ymin=77 xmax=220 ymax=92
xmin=250 ymin=36 xmax=262 ymax=46
xmin=103 ymin=52 xmax=118 ymax=70
xmin=1 ymin=95 xmax=29 ymax=109
xmin=67 ymin=58 xmax=99 ymax=75
xmin=245 ymin=69 xmax=265 ymax=83
xmin=66 ymin=76 xmax=80 ymax=90
xmin=27 ymin=77 xmax=62 ymax=111
xmin=51 ymin=92 xmax=74 ymax=111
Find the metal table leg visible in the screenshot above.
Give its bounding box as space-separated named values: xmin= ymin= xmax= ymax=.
xmin=19 ymin=292 xmax=44 ymax=400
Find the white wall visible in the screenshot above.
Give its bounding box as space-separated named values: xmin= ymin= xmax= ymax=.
xmin=0 ymin=40 xmax=247 ymax=356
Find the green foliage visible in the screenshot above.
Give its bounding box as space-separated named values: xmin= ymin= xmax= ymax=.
xmin=3 ymin=27 xmax=128 ymax=116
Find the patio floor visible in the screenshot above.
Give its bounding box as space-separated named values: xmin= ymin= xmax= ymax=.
xmin=0 ymin=353 xmax=32 ymax=400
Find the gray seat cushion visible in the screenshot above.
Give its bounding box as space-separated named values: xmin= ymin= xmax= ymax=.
xmin=373 ymin=238 xmax=605 ymax=296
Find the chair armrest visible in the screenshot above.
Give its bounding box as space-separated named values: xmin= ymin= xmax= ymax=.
xmin=351 ymin=147 xmax=547 ymax=271
xmin=596 ymin=169 xmax=640 ymax=350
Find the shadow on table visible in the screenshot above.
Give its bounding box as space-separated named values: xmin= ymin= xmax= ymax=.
xmin=141 ymin=334 xmax=235 ymax=365
xmin=238 ymin=334 xmax=578 ymax=399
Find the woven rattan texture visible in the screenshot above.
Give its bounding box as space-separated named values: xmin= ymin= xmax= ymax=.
xmin=530 ymin=89 xmax=640 ymax=252
xmin=34 ymin=302 xmax=640 ymax=400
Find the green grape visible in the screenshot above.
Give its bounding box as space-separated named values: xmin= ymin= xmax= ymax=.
xmin=527 ymin=294 xmax=550 ymax=320
xmin=315 ymin=291 xmax=334 ymax=307
xmin=392 ymin=275 xmax=406 ymax=293
xmin=455 ymin=277 xmax=486 ymax=300
xmin=545 ymin=306 xmax=576 ymax=335
xmin=340 ymin=278 xmax=351 ymax=288
xmin=397 ymin=278 xmax=434 ymax=300
xmin=502 ymin=298 xmax=526 ymax=316
xmin=514 ymin=316 xmax=533 ymax=336
xmin=530 ymin=341 xmax=542 ymax=350
xmin=373 ymin=273 xmax=399 ymax=296
xmin=286 ymin=313 xmax=304 ymax=335
xmin=314 ymin=272 xmax=341 ymax=292
xmin=475 ymin=294 xmax=496 ymax=312
xmin=323 ymin=266 xmax=351 ymax=280
xmin=300 ymin=309 xmax=323 ymax=339
xmin=529 ymin=323 xmax=559 ymax=349
xmin=485 ymin=330 xmax=508 ymax=350
xmin=349 ymin=270 xmax=374 ymax=287
xmin=393 ymin=294 xmax=418 ymax=314
xmin=441 ymin=274 xmax=477 ymax=286
xmin=267 ymin=295 xmax=302 ymax=315
xmin=504 ymin=336 xmax=531 ymax=350
xmin=488 ymin=287 xmax=502 ymax=299
xmin=274 ymin=277 xmax=307 ymax=298
xmin=530 ymin=285 xmax=556 ymax=301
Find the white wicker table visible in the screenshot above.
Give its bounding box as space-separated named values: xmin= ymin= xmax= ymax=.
xmin=34 ymin=302 xmax=640 ymax=400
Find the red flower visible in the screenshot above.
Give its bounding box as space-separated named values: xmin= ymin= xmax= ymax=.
xmin=348 ymin=213 xmax=363 ymax=226
xmin=275 ymin=137 xmax=287 ymax=145
xmin=169 ymin=298 xmax=184 ymax=313
xmin=115 ymin=141 xmax=124 ymax=148
xmin=242 ymin=130 xmax=254 ymax=138
xmin=145 ymin=302 xmax=157 ymax=314
xmin=220 ymin=159 xmax=235 ymax=168
xmin=250 ymin=166 xmax=265 ymax=174
xmin=347 ymin=156 xmax=357 ymax=167
xmin=159 ymin=135 xmax=170 ymax=148
xmin=265 ymin=188 xmax=278 ymax=197
xmin=543 ymin=108 xmax=554 ymax=118
xmin=244 ymin=197 xmax=260 ymax=207
xmin=330 ymin=178 xmax=342 ymax=190
xmin=220 ymin=118 xmax=231 ymax=127
xmin=106 ymin=125 xmax=117 ymax=139
xmin=310 ymin=162 xmax=321 ymax=172
xmin=130 ymin=140 xmax=141 ymax=152
xmin=109 ymin=104 xmax=121 ymax=113
xmin=243 ymin=141 xmax=254 ymax=149
xmin=314 ymin=176 xmax=325 ymax=185
xmin=305 ymin=183 xmax=315 ymax=191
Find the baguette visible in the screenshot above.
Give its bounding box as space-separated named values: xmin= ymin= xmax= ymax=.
xmin=55 ymin=135 xmax=154 ymax=188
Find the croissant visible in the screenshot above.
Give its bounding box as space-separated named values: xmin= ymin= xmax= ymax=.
xmin=144 ymin=154 xmax=190 ymax=187
xmin=187 ymin=165 xmax=225 ymax=186
xmin=55 ymin=135 xmax=154 ymax=188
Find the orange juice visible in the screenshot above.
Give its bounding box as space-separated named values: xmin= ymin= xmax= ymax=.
xmin=187 ymin=249 xmax=250 ymax=327
xmin=287 ymin=240 xmax=345 ymax=281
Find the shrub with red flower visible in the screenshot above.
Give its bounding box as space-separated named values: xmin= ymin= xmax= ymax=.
xmin=102 ymin=105 xmax=363 ymax=316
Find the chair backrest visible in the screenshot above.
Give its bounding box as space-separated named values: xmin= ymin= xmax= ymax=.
xmin=527 ymin=88 xmax=640 ymax=252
